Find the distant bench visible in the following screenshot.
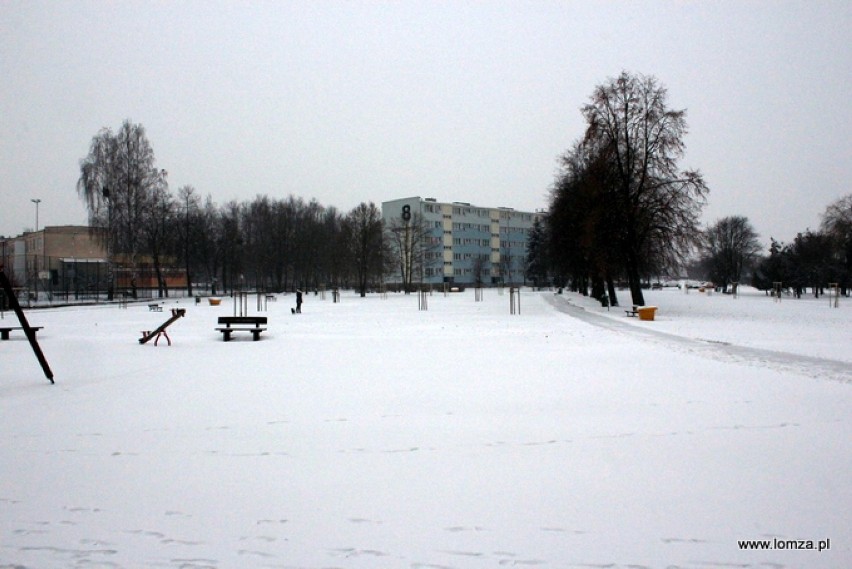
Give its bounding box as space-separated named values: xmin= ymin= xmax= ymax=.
xmin=216 ymin=316 xmax=267 ymax=341
xmin=0 ymin=326 xmax=43 ymax=340
xmin=148 ymin=303 xmax=163 ymax=312
xmin=625 ymin=305 xmax=639 ymax=317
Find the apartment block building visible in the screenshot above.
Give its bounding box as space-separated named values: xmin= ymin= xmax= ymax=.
xmin=381 ymin=197 xmax=543 ymax=286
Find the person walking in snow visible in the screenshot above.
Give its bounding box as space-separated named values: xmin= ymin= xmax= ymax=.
xmin=296 ymin=289 xmax=303 ymax=314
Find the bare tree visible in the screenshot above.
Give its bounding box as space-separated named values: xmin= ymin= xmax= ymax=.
xmin=217 ymin=201 xmax=244 ymax=293
xmin=581 ymin=72 xmax=708 ymax=305
xmin=700 ymin=216 xmax=762 ymax=292
xmin=195 ymin=194 xmax=222 ymax=294
xmin=548 ymin=139 xmax=622 ymax=303
xmin=176 ymin=185 xmax=201 ymax=296
xmin=472 ymin=254 xmax=490 ymax=287
xmin=142 ymin=169 xmax=173 ymax=298
xmin=344 ymin=202 xmax=386 ymax=297
xmin=821 ymin=194 xmax=852 ymax=294
xmin=77 ymin=120 xmax=163 ymax=298
xmin=385 ymin=213 xmax=436 ymax=292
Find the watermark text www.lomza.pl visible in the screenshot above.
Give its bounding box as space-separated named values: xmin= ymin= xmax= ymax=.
xmin=738 ymin=538 xmax=831 ymax=552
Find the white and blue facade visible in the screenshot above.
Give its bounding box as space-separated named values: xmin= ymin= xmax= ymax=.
xmin=381 ymin=197 xmax=543 ymax=286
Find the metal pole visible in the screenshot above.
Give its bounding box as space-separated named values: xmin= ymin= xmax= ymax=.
xmin=31 ymin=198 xmax=41 ymax=231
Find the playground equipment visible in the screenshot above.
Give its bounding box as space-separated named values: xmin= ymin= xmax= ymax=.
xmin=0 ymin=266 xmax=54 ymax=383
xmin=233 ymin=291 xmax=249 ymax=316
xmin=829 ymin=283 xmax=840 ymax=308
xmin=256 ymin=290 xmax=276 ymax=312
xmin=139 ymin=308 xmax=186 ymax=346
xmin=509 ymin=286 xmax=521 ymax=315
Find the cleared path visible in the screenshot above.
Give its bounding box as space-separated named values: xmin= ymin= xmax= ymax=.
xmin=545 ymin=293 xmax=852 ymax=384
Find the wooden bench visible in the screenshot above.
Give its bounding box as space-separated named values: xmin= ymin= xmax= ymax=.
xmin=148 ymin=303 xmax=163 ymax=312
xmin=216 ymin=316 xmax=267 ymax=341
xmin=0 ymin=326 xmax=43 ymax=340
xmin=625 ymin=305 xmax=639 ymax=317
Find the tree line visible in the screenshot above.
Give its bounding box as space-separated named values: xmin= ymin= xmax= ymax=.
xmin=77 ymin=121 xmax=388 ymax=298
xmin=690 ymin=201 xmax=852 ymax=299
xmin=748 ymin=194 xmax=852 ymax=297
xmin=79 ymin=76 xmax=851 ymax=304
xmin=525 ymin=71 xmax=851 ymax=304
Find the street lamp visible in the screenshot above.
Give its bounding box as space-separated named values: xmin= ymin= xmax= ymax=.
xmin=31 ymin=198 xmax=41 ymax=231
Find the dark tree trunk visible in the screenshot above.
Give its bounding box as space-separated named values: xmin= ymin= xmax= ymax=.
xmin=606 ymin=275 xmax=619 ymax=307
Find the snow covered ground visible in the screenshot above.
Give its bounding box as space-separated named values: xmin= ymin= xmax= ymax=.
xmin=1 ymin=287 xmax=850 ymax=568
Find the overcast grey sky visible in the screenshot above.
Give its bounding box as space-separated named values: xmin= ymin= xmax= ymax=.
xmin=2 ymin=1 xmax=849 ymax=247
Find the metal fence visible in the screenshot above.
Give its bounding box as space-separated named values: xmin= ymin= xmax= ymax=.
xmin=0 ymin=256 xmax=194 ymax=308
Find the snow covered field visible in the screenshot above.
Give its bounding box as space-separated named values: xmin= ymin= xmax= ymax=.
xmin=1 ymin=287 xmax=850 ymax=568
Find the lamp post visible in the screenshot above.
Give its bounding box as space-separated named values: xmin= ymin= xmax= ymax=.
xmin=184 ymin=190 xmax=192 ymax=296
xmin=31 ymin=198 xmax=41 ymax=232
xmin=30 ymin=199 xmax=42 ymax=301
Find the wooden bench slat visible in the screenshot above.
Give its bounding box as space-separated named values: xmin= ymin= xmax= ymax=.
xmin=217 ymin=316 xmax=267 ymax=327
